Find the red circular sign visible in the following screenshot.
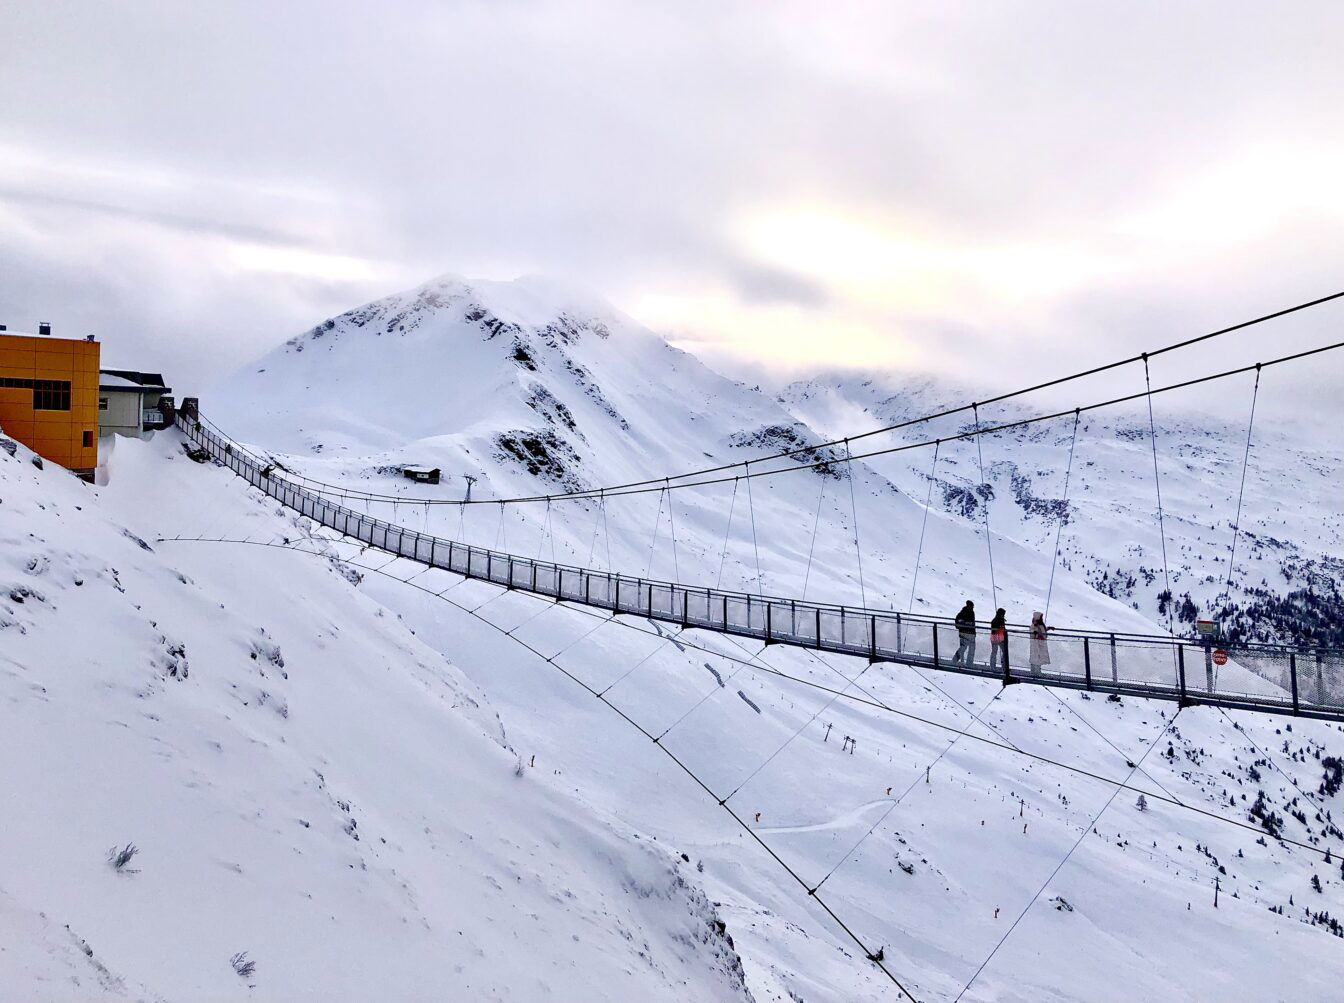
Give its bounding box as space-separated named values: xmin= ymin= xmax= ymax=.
xmin=1212 ymin=648 xmax=1229 ymax=666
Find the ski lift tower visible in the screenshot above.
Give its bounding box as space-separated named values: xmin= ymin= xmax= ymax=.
xmin=463 ymin=474 xmax=477 ymax=502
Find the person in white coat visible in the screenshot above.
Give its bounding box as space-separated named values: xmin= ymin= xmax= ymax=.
xmin=1029 ymin=611 xmax=1051 ymax=675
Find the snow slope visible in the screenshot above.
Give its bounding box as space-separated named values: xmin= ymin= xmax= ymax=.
xmin=0 ymin=430 xmax=751 ymax=1002
xmin=188 ymin=274 xmax=1344 ymax=999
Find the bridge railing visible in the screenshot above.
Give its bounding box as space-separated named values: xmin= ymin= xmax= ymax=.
xmin=180 ymin=414 xmax=1344 ymax=720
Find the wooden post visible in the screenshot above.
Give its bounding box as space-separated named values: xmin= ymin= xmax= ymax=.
xmin=932 ymin=623 xmax=940 ymax=669
xmin=1083 ymin=637 xmax=1092 ymax=690
xmin=869 ymin=614 xmax=878 ymax=663
xmin=1290 ymin=653 xmax=1300 ymax=715
xmin=1177 ymin=645 xmax=1189 ymax=705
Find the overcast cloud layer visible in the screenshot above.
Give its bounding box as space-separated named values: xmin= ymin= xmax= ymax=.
xmin=2 ymin=0 xmax=1343 ymax=407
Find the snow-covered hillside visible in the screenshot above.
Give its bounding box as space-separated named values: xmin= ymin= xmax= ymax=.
xmin=0 ymin=431 xmax=751 ymax=1001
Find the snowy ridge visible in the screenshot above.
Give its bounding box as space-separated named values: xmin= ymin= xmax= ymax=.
xmin=0 ymin=429 xmax=752 ymax=1001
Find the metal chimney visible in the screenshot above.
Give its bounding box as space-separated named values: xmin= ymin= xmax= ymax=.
xmin=38 ymin=321 xmax=51 ymax=336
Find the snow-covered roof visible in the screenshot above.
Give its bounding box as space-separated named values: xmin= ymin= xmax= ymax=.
xmin=99 ymin=369 xmax=171 ymax=394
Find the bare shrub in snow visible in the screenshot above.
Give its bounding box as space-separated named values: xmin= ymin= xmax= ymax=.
xmin=107 ymin=843 xmax=138 ymax=872
xmin=230 ymin=952 xmax=257 ymax=979
xmin=514 ymin=755 xmax=525 ymax=778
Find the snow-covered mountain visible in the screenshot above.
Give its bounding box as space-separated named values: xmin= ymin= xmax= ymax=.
xmin=8 ymin=273 xmax=1344 ymax=1000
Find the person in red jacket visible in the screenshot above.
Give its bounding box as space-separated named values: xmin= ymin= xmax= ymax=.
xmin=989 ymin=608 xmax=1008 ymax=671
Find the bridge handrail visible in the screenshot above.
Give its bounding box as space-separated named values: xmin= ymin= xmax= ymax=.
xmin=178 ymin=413 xmax=1342 ymax=659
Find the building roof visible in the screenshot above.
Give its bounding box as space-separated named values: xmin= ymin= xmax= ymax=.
xmin=99 ymin=369 xmax=171 ymax=394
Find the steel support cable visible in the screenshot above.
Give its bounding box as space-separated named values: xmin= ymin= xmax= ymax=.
xmin=716 ymin=478 xmax=740 ymax=590
xmin=745 ymin=461 xmax=765 ymax=596
xmin=815 ymin=688 xmax=1009 ymax=893
xmin=972 ymin=403 xmax=999 ymax=609
xmin=844 ymin=439 xmax=869 ymax=611
xmin=597 ymin=630 xmax=684 ymax=699
xmin=645 ymin=486 xmax=666 ymax=578
xmin=393 ymin=572 xmax=915 ymax=996
xmin=954 ymin=709 xmax=1182 ymax=1002
xmin=905 ymin=663 xmax=1021 ymax=753
xmin=164 ymin=538 xmax=1340 ymax=862
xmin=1143 ymin=356 xmax=1176 ymax=637
xmin=802 ymin=645 xmax=893 ymax=711
xmin=243 ymin=543 xmax=915 ymax=999
xmin=232 ymin=291 xmax=1344 ymax=508
xmin=547 ymin=610 xmax=619 ymax=663
xmin=221 ymin=337 xmax=1344 ymax=511
xmin=1039 ymin=686 xmax=1183 ymax=805
xmin=654 ymin=641 xmax=770 ymax=742
xmin=1222 ymin=366 xmax=1262 ymax=623
xmin=1045 ymin=411 xmax=1082 ymax=619
xmin=907 ymin=440 xmax=941 ymax=614
xmin=801 ymin=475 xmax=827 ymax=601
xmin=602 ymin=492 xmax=613 ymax=572
xmin=586 ymin=493 xmax=604 ymax=567
xmin=666 ymin=478 xmax=681 ymax=583
xmin=494 ymin=501 xmax=506 ymax=551
xmin=536 ymin=499 xmax=552 ymax=560
xmin=726 ymin=660 xmax=879 ymax=803
xmin=1215 ymin=706 xmax=1326 ymax=817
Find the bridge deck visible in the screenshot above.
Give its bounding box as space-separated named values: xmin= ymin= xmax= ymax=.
xmin=180 ymin=416 xmax=1344 ymax=722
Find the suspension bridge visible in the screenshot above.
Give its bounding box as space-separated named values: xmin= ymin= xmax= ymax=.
xmin=163 ymin=292 xmax=1344 ymax=1001
xmin=175 ymin=363 xmax=1344 ymax=721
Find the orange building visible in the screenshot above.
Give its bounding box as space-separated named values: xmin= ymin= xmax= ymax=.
xmin=0 ymin=330 xmax=100 ymax=478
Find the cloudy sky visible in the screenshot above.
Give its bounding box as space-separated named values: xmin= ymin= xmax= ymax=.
xmin=3 ymin=0 xmax=1343 ymax=402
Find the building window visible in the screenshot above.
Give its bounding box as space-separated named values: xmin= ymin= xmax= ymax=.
xmin=32 ymin=380 xmax=71 ymax=411
xmin=0 ymin=377 xmax=72 ymax=410
xmin=0 ymin=376 xmax=72 ymax=406
xmin=99 ymin=397 xmax=109 ymax=411
xmin=82 ymin=430 xmax=94 ymax=448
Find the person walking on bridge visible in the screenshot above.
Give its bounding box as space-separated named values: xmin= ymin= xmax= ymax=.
xmin=989 ymin=608 xmax=1008 ymax=671
xmin=1029 ymin=611 xmax=1051 ymax=675
xmin=952 ymin=600 xmax=977 ymax=666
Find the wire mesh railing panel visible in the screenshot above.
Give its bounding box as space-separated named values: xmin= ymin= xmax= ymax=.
xmin=685 ymin=590 xmax=712 ymax=627
xmin=650 ymin=584 xmax=675 ymax=619
xmin=587 ymin=574 xmax=614 ymax=609
xmin=724 ymin=596 xmax=751 ymax=633
xmin=1002 ymin=628 xmax=1088 ymax=688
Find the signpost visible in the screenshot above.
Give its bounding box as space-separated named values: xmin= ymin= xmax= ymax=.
xmin=1197 ymin=620 xmax=1219 ymax=692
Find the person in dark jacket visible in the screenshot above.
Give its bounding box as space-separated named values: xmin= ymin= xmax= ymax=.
xmin=989 ymin=608 xmax=1008 ymax=671
xmin=952 ymin=600 xmax=976 ymax=666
